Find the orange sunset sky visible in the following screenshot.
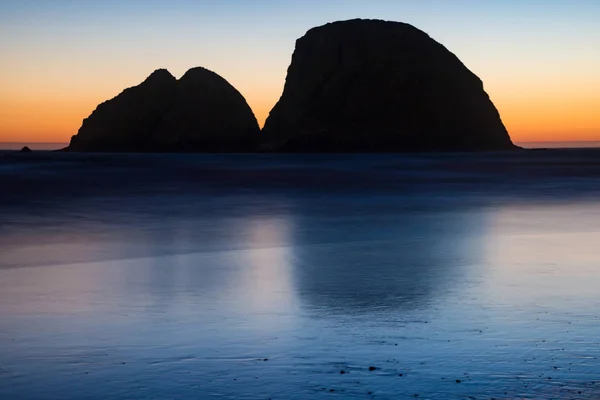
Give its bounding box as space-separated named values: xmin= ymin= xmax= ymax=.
xmin=1 ymin=0 xmax=599 ymax=145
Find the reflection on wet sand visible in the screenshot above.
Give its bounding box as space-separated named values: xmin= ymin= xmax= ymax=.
xmin=291 ymin=207 xmax=488 ymax=314
xmin=2 ymin=152 xmax=600 ymax=399
xmin=483 ymin=201 xmax=600 ymax=306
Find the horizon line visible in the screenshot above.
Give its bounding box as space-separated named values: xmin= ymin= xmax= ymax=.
xmin=3 ymin=140 xmax=600 ymax=145
xmin=3 ymin=140 xmax=600 ymax=151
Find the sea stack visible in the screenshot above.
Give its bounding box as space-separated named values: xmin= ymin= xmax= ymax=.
xmin=67 ymin=68 xmax=260 ymax=152
xmin=263 ymin=19 xmax=516 ymax=152
xmin=152 ymin=67 xmax=260 ymax=152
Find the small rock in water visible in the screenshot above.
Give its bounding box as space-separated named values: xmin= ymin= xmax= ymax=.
xmin=368 ymin=366 xmax=377 ymax=371
xmin=263 ymin=358 xmax=269 ymax=361
xmin=456 ymin=379 xmax=462 ymax=383
xmin=19 ymin=146 xmax=32 ymax=153
xmin=340 ymin=370 xmax=346 ymax=374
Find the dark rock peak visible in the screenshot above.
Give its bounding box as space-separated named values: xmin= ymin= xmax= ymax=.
xmin=141 ymin=68 xmax=177 ymax=84
xmin=180 ymin=66 xmax=217 ymax=79
xmin=151 ymin=66 xmax=260 ymax=151
xmin=93 ymin=69 xmax=177 ymax=111
xmin=263 ymin=18 xmax=515 ymax=152
xmin=303 ymin=18 xmax=424 ymax=38
xmin=296 ymin=19 xmax=477 ymax=84
xmin=178 ymin=66 xmax=242 ymax=96
xmin=19 ymin=146 xmax=32 ymax=153
xmin=147 ymin=68 xmax=175 ymax=79
xmin=67 ymin=67 xmax=260 ymax=152
xmin=67 ymin=68 xmax=179 ymax=152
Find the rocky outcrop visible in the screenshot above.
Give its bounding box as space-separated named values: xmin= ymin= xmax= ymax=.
xmin=67 ymin=68 xmax=259 ymax=152
xmin=152 ymin=67 xmax=260 ymax=152
xmin=263 ymin=19 xmax=516 ymax=152
xmin=19 ymin=146 xmax=32 ymax=153
xmin=68 ymin=69 xmax=178 ymax=152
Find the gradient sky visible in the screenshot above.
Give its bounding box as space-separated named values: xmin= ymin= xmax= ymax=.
xmin=1 ymin=0 xmax=599 ymax=144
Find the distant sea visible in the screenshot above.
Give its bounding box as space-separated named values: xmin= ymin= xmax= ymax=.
xmin=517 ymin=141 xmax=600 ymax=148
xmin=1 ymin=141 xmax=600 ymax=151
xmin=0 ymin=142 xmax=67 ymax=150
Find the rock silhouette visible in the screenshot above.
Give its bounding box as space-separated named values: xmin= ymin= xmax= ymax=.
xmin=67 ymin=19 xmax=515 ymax=153
xmin=153 ymin=67 xmax=260 ymax=152
xmin=68 ymin=69 xmax=177 ymax=152
xmin=263 ymin=19 xmax=516 ymax=152
xmin=19 ymin=146 xmax=32 ymax=153
xmin=67 ymin=68 xmax=259 ymax=152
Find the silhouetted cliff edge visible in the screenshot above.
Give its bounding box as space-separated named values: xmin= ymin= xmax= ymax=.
xmin=262 ymin=19 xmax=516 ymax=152
xmin=67 ymin=68 xmax=260 ymax=152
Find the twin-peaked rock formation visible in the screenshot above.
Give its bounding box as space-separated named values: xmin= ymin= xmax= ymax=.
xmin=67 ymin=19 xmax=515 ymax=153
xmin=67 ymin=67 xmax=259 ymax=152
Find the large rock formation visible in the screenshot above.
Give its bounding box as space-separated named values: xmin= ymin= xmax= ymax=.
xmin=263 ymin=19 xmax=516 ymax=152
xmin=67 ymin=68 xmax=259 ymax=152
xmin=68 ymin=69 xmax=178 ymax=152
xmin=152 ymin=67 xmax=260 ymax=152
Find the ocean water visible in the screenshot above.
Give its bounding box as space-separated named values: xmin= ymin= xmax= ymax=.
xmin=1 ymin=150 xmax=600 ymax=399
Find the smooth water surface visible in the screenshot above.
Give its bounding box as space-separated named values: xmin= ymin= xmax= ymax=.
xmin=1 ymin=151 xmax=600 ymax=399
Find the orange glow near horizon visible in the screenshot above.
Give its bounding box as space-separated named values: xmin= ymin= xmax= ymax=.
xmin=1 ymin=82 xmax=599 ymax=144
xmin=2 ymin=61 xmax=599 ymax=145
xmin=496 ymin=100 xmax=600 ymax=143
xmin=0 ymin=98 xmax=92 ymax=143
xmin=494 ymin=90 xmax=600 ymax=143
